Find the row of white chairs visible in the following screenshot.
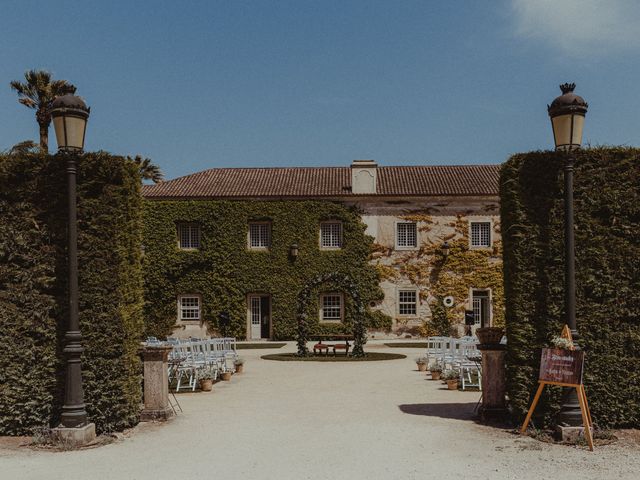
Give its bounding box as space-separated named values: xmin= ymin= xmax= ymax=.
xmin=146 ymin=337 xmax=238 ymax=392
xmin=426 ymin=336 xmax=482 ymax=391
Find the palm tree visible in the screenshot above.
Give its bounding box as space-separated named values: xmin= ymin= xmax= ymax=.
xmin=128 ymin=155 xmax=164 ymax=183
xmin=10 ymin=70 xmax=76 ymax=153
xmin=8 ymin=140 xmax=39 ymax=155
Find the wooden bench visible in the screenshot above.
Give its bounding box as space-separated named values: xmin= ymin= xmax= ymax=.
xmin=313 ymin=343 xmax=330 ymax=355
xmin=312 ymin=335 xmax=354 ymax=356
xmin=331 ymin=343 xmax=350 ymax=356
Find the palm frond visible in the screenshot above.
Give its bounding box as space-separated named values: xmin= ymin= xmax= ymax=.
xmin=8 ymin=140 xmax=39 ymax=155
xmin=127 ymin=155 xmax=164 ymax=183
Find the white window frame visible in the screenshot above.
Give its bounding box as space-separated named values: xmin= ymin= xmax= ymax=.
xmin=469 ymin=220 xmax=492 ymax=249
xmin=319 ymin=221 xmax=343 ymax=250
xmin=469 ymin=288 xmax=492 ymax=328
xmin=397 ymin=289 xmax=419 ymax=317
xmin=178 ymin=295 xmax=201 ymax=323
xmin=177 ymin=223 xmax=201 ymax=250
xmin=248 ymin=221 xmax=271 ymax=250
xmin=395 ymin=221 xmax=418 ymax=250
xmin=319 ymin=292 xmax=344 ymax=323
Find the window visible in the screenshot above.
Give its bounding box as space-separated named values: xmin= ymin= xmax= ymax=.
xmin=178 ymin=296 xmax=200 ymax=321
xmin=398 ymin=290 xmax=418 ymax=316
xmin=320 ymin=293 xmax=343 ymax=322
xmin=396 ymin=222 xmax=417 ymax=248
xmin=320 ymin=222 xmax=342 ymax=249
xmin=470 ymin=222 xmax=491 ymax=248
xmin=248 ymin=222 xmax=271 ymax=249
xmin=177 ymin=223 xmax=200 ymax=249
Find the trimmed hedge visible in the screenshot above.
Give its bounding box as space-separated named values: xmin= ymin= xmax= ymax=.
xmin=0 ymin=152 xmax=144 ymax=435
xmin=142 ymin=200 xmax=389 ymax=339
xmin=500 ymin=147 xmax=640 ymax=428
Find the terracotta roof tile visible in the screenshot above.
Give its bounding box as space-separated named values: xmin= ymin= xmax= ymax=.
xmin=142 ymin=165 xmax=500 ymax=198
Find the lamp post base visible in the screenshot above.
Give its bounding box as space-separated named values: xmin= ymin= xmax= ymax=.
xmin=51 ymin=422 xmax=96 ymax=448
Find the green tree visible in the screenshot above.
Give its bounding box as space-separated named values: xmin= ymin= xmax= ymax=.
xmin=429 ymin=297 xmax=452 ymax=336
xmin=127 ymin=155 xmax=164 ymax=183
xmin=10 ymin=70 xmax=76 ymax=153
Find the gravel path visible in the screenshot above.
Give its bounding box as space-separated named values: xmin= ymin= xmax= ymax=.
xmin=2 ymin=343 xmax=638 ymax=480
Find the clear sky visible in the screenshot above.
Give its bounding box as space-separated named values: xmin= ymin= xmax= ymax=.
xmin=1 ymin=0 xmax=639 ymax=180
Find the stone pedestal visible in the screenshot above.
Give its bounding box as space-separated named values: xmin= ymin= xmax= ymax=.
xmin=140 ymin=345 xmax=174 ymax=422
xmin=555 ymin=425 xmax=589 ymax=442
xmin=478 ymin=344 xmax=507 ymax=419
xmin=52 ymin=422 xmax=96 ymax=447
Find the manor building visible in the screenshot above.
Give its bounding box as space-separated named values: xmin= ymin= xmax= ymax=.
xmin=142 ymin=160 xmax=502 ymax=339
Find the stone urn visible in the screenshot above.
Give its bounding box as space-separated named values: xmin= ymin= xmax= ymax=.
xmin=476 ymin=327 xmax=505 ymax=346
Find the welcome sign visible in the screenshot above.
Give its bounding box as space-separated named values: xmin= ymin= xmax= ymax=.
xmin=520 ymin=327 xmax=594 ymax=451
xmin=539 ymin=348 xmax=584 ymax=385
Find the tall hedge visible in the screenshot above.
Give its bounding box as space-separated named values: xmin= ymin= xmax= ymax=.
xmin=0 ymin=152 xmax=144 ymax=435
xmin=143 ymin=200 xmax=387 ymax=339
xmin=500 ymin=147 xmax=640 ymax=428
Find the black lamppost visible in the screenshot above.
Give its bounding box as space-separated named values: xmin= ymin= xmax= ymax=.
xmin=547 ymin=83 xmax=588 ymax=427
xmin=50 ymin=92 xmax=91 ymax=430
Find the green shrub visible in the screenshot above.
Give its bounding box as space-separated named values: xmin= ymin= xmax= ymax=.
xmin=0 ymin=152 xmax=143 ymax=435
xmin=500 ymin=147 xmax=640 ymax=428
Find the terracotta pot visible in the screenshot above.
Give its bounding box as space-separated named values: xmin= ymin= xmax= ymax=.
xmin=430 ymin=371 xmax=441 ymax=381
xmin=476 ymin=327 xmax=505 ymax=345
xmin=417 ymin=363 xmax=427 ymax=372
xmin=447 ymin=379 xmax=459 ymax=390
xmin=221 ymin=372 xmax=232 ymax=381
xmin=200 ymin=379 xmax=213 ymax=391
xmin=235 ymin=364 xmax=244 ymax=374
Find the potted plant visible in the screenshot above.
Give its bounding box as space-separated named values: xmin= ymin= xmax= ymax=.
xmin=234 ymin=357 xmax=245 ymax=374
xmin=443 ymin=369 xmax=460 ymax=390
xmin=476 ymin=327 xmax=505 ymax=346
xmin=220 ymin=370 xmax=232 ymax=381
xmin=550 ymin=336 xmax=574 ymax=350
xmin=415 ymin=356 xmax=428 ymax=372
xmin=429 ymin=363 xmax=443 ymax=381
xmin=197 ymin=368 xmax=215 ymax=391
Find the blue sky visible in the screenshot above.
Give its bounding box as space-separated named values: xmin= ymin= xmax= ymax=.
xmin=1 ymin=0 xmax=639 ymax=180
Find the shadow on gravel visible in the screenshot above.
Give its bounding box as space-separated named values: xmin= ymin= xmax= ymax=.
xmin=398 ymin=403 xmax=477 ymax=421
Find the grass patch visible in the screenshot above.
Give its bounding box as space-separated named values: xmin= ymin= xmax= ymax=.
xmin=237 ymin=343 xmax=286 ymax=349
xmin=384 ymin=342 xmax=427 ymax=348
xmin=261 ymin=352 xmax=406 ymax=362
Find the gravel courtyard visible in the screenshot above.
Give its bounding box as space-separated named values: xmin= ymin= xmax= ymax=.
xmin=2 ymin=343 xmax=638 ymax=480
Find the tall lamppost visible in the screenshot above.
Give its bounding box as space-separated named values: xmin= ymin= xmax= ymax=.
xmin=50 ymin=92 xmax=94 ymax=440
xmin=547 ymin=83 xmax=588 ymax=427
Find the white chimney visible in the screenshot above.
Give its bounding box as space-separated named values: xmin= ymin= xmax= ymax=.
xmin=351 ymin=159 xmax=377 ymax=194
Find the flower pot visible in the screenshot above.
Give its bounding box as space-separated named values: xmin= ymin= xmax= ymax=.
xmin=235 ymin=364 xmax=244 ymax=374
xmin=200 ymin=379 xmax=213 ymax=391
xmin=417 ymin=363 xmax=427 ymax=372
xmin=476 ymin=327 xmax=505 ymax=346
xmin=430 ymin=371 xmax=441 ymax=381
xmin=221 ymin=372 xmax=232 ymax=381
xmin=447 ymin=379 xmax=459 ymax=390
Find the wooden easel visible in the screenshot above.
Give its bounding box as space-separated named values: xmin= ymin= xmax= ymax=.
xmin=519 ymin=326 xmax=594 ymax=451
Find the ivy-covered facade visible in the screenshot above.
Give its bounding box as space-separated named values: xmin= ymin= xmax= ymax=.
xmin=142 ymin=160 xmax=503 ymax=339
